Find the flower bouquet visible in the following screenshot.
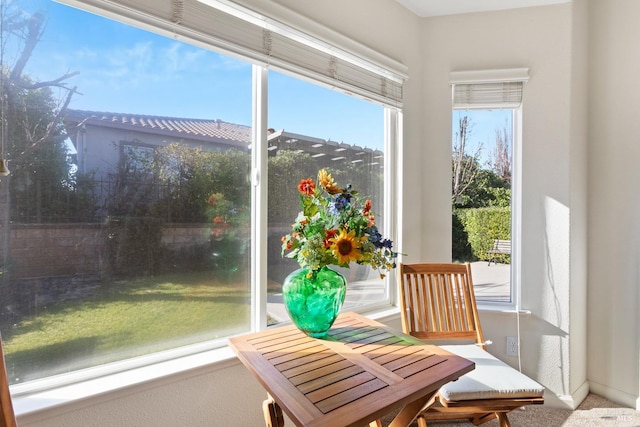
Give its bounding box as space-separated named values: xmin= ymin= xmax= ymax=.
xmin=280 ymin=169 xmax=397 ymax=337
xmin=281 ymin=169 xmax=397 ymax=277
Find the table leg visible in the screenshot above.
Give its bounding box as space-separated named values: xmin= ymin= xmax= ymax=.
xmin=388 ymin=391 xmax=437 ymax=427
xmin=262 ymin=394 xmax=284 ymax=427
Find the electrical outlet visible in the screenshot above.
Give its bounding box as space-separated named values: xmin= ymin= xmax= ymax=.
xmin=506 ymin=336 xmax=519 ymax=356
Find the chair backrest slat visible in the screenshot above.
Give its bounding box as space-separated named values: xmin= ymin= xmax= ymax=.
xmin=399 ymin=263 xmax=485 ymax=347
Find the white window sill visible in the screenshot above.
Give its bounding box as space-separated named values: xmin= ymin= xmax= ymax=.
xmin=12 ymin=344 xmax=238 ymax=417
xmin=12 ymin=306 xmax=401 ymax=418
xmin=477 ymin=305 xmax=532 ymax=315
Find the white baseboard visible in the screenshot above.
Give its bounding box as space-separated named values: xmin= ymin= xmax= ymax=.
xmin=589 ymin=380 xmax=638 ymax=409
xmin=542 ymin=380 xmax=590 ymax=409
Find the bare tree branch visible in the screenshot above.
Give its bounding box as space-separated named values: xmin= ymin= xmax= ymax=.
xmin=15 ymin=85 xmax=78 ymax=162
xmin=18 ymin=71 xmax=80 ymax=90
xmin=452 ymin=115 xmax=482 ymax=203
xmin=491 ymin=119 xmax=512 ymax=184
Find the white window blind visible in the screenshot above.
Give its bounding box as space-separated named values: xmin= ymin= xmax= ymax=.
xmin=450 ymin=68 xmax=529 ymax=110
xmin=64 ymin=0 xmax=407 ymax=107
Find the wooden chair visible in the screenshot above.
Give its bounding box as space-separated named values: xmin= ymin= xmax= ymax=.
xmin=398 ymin=262 xmax=544 ymax=427
xmin=0 ymin=334 xmax=16 ymax=427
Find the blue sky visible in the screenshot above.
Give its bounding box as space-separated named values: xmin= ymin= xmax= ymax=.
xmin=17 ymin=0 xmax=384 ymax=150
xmin=453 ymin=109 xmax=512 ymax=167
xmin=15 ymin=1 xmax=507 ymax=154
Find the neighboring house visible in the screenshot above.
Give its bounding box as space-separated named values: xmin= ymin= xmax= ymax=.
xmin=63 ymin=109 xmax=383 ymax=180
xmin=63 ymin=109 xmax=252 ymax=180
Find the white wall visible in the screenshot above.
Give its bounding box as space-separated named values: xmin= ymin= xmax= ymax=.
xmin=586 ymin=0 xmax=640 ymax=407
xmin=420 ymin=3 xmax=589 ymax=408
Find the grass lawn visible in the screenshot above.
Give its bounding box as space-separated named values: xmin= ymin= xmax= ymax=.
xmin=2 ymin=271 xmax=251 ymax=384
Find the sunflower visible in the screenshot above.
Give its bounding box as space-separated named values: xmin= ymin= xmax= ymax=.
xmin=330 ymin=229 xmax=364 ymax=265
xmin=318 ymin=169 xmax=341 ymax=194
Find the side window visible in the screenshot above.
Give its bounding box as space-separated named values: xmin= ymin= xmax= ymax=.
xmin=450 ymin=69 xmax=527 ymax=306
xmin=452 ymin=109 xmax=515 ymax=303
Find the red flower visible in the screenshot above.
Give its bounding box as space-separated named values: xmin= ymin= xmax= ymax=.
xmin=363 ymin=199 xmax=372 ymax=215
xmin=297 ymin=178 xmax=316 ymax=196
xmin=213 ymin=216 xmax=225 ymax=224
xmin=324 ymin=229 xmax=337 ymax=248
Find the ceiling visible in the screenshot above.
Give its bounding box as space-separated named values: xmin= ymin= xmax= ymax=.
xmin=395 ymin=0 xmax=571 ymax=17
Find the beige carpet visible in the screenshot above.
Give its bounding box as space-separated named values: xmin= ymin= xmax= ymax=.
xmin=380 ymin=394 xmax=639 ymax=426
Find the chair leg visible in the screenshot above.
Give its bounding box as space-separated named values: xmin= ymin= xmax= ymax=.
xmin=496 ymin=412 xmax=511 ymax=427
xmin=262 ymin=394 xmax=284 ymax=427
xmin=369 ymin=420 xmax=382 ymax=427
xmin=416 ymin=416 xmax=427 ymax=427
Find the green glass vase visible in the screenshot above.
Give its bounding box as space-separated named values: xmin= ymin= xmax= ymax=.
xmin=282 ymin=266 xmax=347 ymax=338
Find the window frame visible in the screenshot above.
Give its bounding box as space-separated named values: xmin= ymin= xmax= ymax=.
xmin=450 ymin=69 xmax=528 ymax=311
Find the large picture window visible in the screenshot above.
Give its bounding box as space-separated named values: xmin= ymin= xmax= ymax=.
xmin=0 ymin=0 xmax=402 ymax=390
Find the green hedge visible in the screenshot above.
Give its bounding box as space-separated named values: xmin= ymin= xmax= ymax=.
xmin=453 ymin=207 xmax=511 ymax=263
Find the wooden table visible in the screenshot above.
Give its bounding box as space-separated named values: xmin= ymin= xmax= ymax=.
xmin=228 ymin=312 xmax=474 ymax=427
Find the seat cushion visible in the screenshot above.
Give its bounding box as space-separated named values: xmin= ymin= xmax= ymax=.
xmin=439 ymin=344 xmax=545 ymax=402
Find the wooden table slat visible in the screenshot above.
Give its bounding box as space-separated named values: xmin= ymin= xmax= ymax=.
xmin=363 ymin=342 xmax=426 ymax=364
xmin=248 ymin=326 xmax=304 ymax=346
xmin=329 ymin=326 xmax=387 ymax=344
xmin=256 ymin=336 xmax=318 ymax=354
xmin=279 ymin=353 xmax=345 ymax=377
xmin=267 ymin=343 xmax=327 ymax=365
xmin=305 ymin=371 xmax=378 ymax=403
xmin=369 ymin=348 xmax=427 ymax=371
xmin=314 ymin=378 xmax=389 ymax=414
xmin=382 ymin=351 xmax=442 ymax=374
xmin=354 ymin=336 xmax=405 ymax=354
xmin=357 ymin=342 xmax=414 ymax=361
xmin=252 ymin=333 xmax=310 ymax=348
xmin=392 ymin=353 xmax=447 ymax=378
xmin=295 ymin=364 xmax=365 ymax=394
xmin=347 ymin=331 xmax=398 ymax=347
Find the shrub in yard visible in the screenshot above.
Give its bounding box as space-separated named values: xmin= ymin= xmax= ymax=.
xmin=452 ymin=210 xmax=473 ymax=262
xmin=106 ymin=215 xmax=164 ymax=277
xmin=455 ymin=207 xmax=510 ymax=263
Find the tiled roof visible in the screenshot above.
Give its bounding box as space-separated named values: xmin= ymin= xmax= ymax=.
xmin=64 ymin=109 xmax=383 ymax=167
xmin=65 ymin=109 xmax=251 ymax=145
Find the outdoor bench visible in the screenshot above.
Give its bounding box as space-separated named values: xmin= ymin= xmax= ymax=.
xmin=487 ymin=239 xmax=511 ymax=265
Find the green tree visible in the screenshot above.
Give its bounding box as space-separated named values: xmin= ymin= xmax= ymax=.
xmin=453 ymin=168 xmax=510 ymax=209
xmin=451 ymin=115 xmax=511 ymax=261
xmin=154 ymin=144 xmax=251 ymax=223
xmin=268 ymin=150 xmax=321 ymax=224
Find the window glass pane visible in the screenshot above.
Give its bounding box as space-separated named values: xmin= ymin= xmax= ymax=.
xmin=452 ymin=109 xmax=513 ymax=303
xmin=267 ymin=70 xmax=388 ymax=324
xmin=0 ymin=0 xmax=252 ymax=384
